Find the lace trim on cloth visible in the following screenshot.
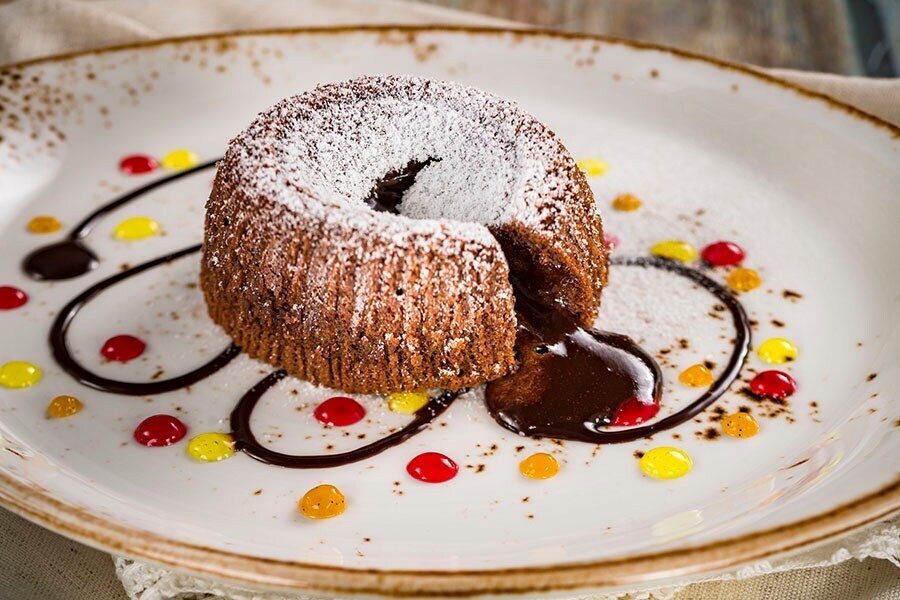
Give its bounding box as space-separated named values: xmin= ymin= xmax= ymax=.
xmin=115 ymin=518 xmax=899 ymax=600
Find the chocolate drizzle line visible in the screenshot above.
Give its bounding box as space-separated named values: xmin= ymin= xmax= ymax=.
xmin=486 ymin=255 xmax=751 ymax=443
xmin=49 ymin=244 xmax=240 ymax=395
xmin=22 ymin=159 xmax=220 ymax=281
xmin=230 ymin=370 xmax=460 ymax=468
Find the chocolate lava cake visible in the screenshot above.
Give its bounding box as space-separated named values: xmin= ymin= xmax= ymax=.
xmin=201 ymin=75 xmax=607 ymax=394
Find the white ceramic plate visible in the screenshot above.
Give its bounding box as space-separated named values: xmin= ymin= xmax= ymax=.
xmin=0 ymin=27 xmax=897 ymax=597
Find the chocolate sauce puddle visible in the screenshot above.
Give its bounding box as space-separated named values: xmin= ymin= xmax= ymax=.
xmin=23 ymin=159 xmax=219 ymax=281
xmin=486 ymin=255 xmax=751 ymax=443
xmin=49 ymin=244 xmax=240 ymax=394
xmin=230 ymin=370 xmax=460 ymax=468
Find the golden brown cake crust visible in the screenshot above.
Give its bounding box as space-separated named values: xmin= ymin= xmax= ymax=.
xmin=201 ymin=76 xmax=606 ymax=394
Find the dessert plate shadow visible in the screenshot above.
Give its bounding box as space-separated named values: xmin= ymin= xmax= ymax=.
xmin=0 ymin=26 xmax=897 ymax=597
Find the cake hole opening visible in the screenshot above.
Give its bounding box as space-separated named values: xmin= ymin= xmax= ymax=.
xmin=365 ymin=158 xmax=438 ymax=214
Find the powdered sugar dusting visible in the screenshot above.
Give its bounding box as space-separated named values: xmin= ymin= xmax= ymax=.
xmin=224 ymin=75 xmax=575 ymax=246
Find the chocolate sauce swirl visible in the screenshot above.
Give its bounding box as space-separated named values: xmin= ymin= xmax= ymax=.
xmin=230 ymin=370 xmax=460 ymax=468
xmin=48 ymin=244 xmax=240 ymax=395
xmin=23 ymin=160 xmax=219 ymax=281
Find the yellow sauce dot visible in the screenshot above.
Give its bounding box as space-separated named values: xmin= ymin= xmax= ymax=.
xmin=577 ymin=157 xmax=609 ymax=177
xmin=47 ymin=395 xmax=83 ymax=418
xmin=186 ymin=432 xmax=235 ymax=462
xmin=678 ymin=364 xmax=713 ymax=387
xmin=726 ymin=267 xmax=761 ymax=292
xmin=388 ymin=391 xmax=430 ymax=415
xmin=0 ymin=361 xmax=42 ymax=389
xmin=757 ymin=338 xmax=798 ymax=364
xmin=640 ymin=447 xmax=692 ymax=480
xmin=612 ymin=193 xmax=642 ymax=212
xmin=519 ymin=452 xmax=560 ymax=480
xmin=113 ymin=216 xmax=160 ymax=240
xmin=160 ymin=148 xmax=199 ymax=171
xmin=721 ymin=412 xmax=760 ymax=439
xmin=27 ymin=215 xmax=61 ymax=234
xmin=650 ymin=240 xmax=697 ymax=263
xmin=299 ymin=484 xmax=346 ymax=519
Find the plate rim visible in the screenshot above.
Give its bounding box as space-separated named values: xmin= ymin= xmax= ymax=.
xmin=1 ymin=25 xmax=898 ymax=596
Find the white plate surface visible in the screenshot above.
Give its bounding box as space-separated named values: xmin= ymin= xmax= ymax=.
xmin=0 ymin=28 xmax=897 ymax=592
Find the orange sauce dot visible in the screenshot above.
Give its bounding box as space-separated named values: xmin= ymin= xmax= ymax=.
xmin=519 ymin=452 xmax=560 ymax=480
xmin=721 ymin=412 xmax=760 ymax=438
xmin=678 ymin=364 xmax=713 ymax=387
xmin=27 ymin=216 xmax=62 ymax=234
xmin=612 ymin=193 xmax=642 ymax=212
xmin=726 ymin=268 xmax=761 ymax=292
xmin=299 ymin=484 xmax=346 ymax=519
xmin=47 ymin=395 xmax=83 ymax=418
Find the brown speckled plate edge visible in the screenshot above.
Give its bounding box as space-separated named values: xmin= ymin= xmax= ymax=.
xmin=1 ymin=25 xmax=898 ymax=597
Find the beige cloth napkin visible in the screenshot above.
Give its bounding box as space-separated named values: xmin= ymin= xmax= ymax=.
xmin=0 ymin=1 xmax=898 ymax=599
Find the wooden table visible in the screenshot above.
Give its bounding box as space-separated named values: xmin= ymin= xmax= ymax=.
xmin=417 ymin=0 xmax=898 ymax=76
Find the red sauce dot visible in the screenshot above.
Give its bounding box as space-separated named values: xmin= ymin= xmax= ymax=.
xmin=0 ymin=286 xmax=28 ymax=310
xmin=407 ymin=452 xmax=458 ymax=483
xmin=314 ymin=397 xmax=366 ymax=426
xmin=749 ymin=370 xmax=797 ymax=400
xmin=610 ymin=396 xmax=660 ymax=426
xmin=604 ymin=233 xmax=620 ymax=252
xmin=119 ymin=154 xmax=158 ymax=175
xmin=701 ymin=241 xmax=746 ymax=266
xmin=134 ymin=414 xmax=187 ymax=447
xmin=101 ymin=334 xmax=146 ymax=362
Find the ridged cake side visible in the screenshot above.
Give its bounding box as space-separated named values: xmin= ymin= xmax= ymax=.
xmin=202 ymin=153 xmax=518 ymax=393
xmin=201 ymin=75 xmax=607 ymax=393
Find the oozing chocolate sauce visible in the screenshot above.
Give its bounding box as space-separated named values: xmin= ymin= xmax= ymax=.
xmin=49 ymin=244 xmax=241 ymax=395
xmin=487 ymin=328 xmax=663 ymax=441
xmin=486 ymin=255 xmax=751 ymax=443
xmin=34 ymin=158 xmax=750 ymax=471
xmin=364 ymin=158 xmax=435 ymax=213
xmin=23 ymin=159 xmax=219 ymax=280
xmin=230 ymin=370 xmax=460 ymax=468
xmin=509 ymin=272 xmax=583 ymax=344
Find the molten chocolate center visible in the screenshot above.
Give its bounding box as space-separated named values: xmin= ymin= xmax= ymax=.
xmin=364 ymin=159 xmax=436 ymax=214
